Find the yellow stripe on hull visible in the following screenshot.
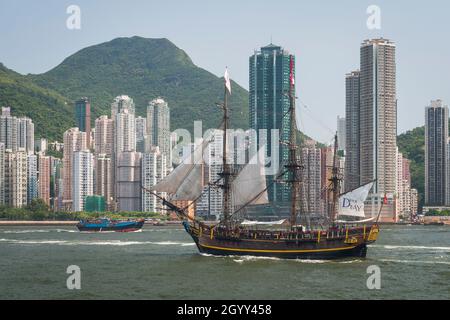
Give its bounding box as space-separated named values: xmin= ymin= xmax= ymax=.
xmin=198 ymin=243 xmax=358 ymax=254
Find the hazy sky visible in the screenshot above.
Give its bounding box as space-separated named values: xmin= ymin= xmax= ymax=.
xmin=1 ymin=0 xmax=449 ymax=143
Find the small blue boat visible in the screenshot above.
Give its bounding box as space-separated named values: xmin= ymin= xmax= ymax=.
xmin=77 ymin=218 xmax=145 ymax=232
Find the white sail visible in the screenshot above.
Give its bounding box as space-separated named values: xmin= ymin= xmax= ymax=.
xmin=151 ymin=160 xmax=195 ymax=195
xmin=169 ymin=164 xmax=204 ymax=201
xmin=338 ymin=182 xmax=374 ymax=218
xmin=151 ymin=138 xmax=205 ymax=200
xmin=232 ymin=147 xmax=269 ymax=207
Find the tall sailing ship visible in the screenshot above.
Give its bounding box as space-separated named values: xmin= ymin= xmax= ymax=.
xmin=143 ymin=57 xmax=380 ymax=260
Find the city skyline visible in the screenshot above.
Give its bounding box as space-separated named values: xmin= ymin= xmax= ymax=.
xmin=0 ymin=33 xmax=439 ymax=219
xmin=1 ymin=1 xmax=450 ymax=143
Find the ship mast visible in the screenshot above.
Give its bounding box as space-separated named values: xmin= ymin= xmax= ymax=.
xmin=329 ymin=134 xmax=341 ymax=224
xmin=221 ymin=70 xmax=233 ymax=230
xmin=286 ymin=55 xmax=302 ymax=228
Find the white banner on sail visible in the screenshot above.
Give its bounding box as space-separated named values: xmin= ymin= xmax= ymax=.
xmin=338 ymin=182 xmax=374 ymax=218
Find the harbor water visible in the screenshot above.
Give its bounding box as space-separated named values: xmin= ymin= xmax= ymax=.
xmin=0 ymin=224 xmax=448 ymax=299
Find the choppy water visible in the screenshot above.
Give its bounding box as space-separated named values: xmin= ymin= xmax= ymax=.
xmin=0 ymin=225 xmax=448 ymax=299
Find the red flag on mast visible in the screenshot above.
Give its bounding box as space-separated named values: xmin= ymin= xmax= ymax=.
xmin=289 ymin=56 xmax=295 ymax=87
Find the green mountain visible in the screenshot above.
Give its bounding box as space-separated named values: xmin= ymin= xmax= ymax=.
xmin=29 ymin=36 xmax=249 ymax=133
xmin=2 ymin=36 xmax=320 ymax=146
xmin=397 ymin=126 xmax=425 ymax=209
xmin=0 ymin=63 xmax=74 ymax=140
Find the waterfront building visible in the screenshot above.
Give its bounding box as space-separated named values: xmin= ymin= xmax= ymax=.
xmin=0 ymin=142 xmax=4 ymax=205
xmin=345 ymin=71 xmax=361 ymax=192
xmin=111 ymin=95 xmax=135 ymax=118
xmin=112 ymin=95 xmax=136 ymax=155
xmin=410 ymin=189 xmax=418 ymax=219
xmin=112 ymin=96 xmax=137 ymax=211
xmin=72 ymin=150 xmax=94 ymax=212
xmin=357 ymin=39 xmax=397 ymax=219
xmin=54 ymin=161 xmax=64 ymax=211
xmin=0 ymin=109 xmax=34 ymax=153
xmin=62 ymin=128 xmax=87 ymax=210
xmin=35 ymin=138 xmax=48 ymax=154
xmin=27 ymin=154 xmax=38 ymax=204
xmin=135 ymin=116 xmax=147 ymax=153
xmin=170 ymin=200 xmax=194 ymax=221
xmin=95 ymin=154 xmax=113 ymax=210
xmin=17 ymin=117 xmax=35 ymax=154
xmin=94 ymin=115 xmax=115 ymax=204
xmin=249 ymin=44 xmax=294 ymax=204
xmin=38 ymin=154 xmax=51 ymax=206
xmin=4 ymin=149 xmax=28 ymax=208
xmin=425 ymin=100 xmax=449 ymax=206
xmin=339 ymin=156 xmax=346 ymax=193
xmin=393 ymin=147 xmax=418 ymax=221
xmin=94 ymin=115 xmax=114 ymax=157
xmin=114 ymin=103 xmax=136 ymax=154
xmin=0 ymin=107 xmax=18 ymax=151
xmin=116 ymin=151 xmax=141 ymax=212
xmin=196 ymin=130 xmax=225 ymax=220
xmin=146 ymin=98 xmax=171 ymax=170
xmin=75 ymin=98 xmax=91 ymax=147
xmin=299 ymin=140 xmax=323 ymax=216
xmin=1 ymin=106 xmax=11 ymax=116
xmin=141 ymin=147 xmax=167 ymax=213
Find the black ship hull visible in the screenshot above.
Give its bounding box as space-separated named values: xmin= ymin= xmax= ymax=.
xmin=196 ymin=242 xmax=368 ymax=259
xmin=183 ymin=222 xmax=378 ymax=260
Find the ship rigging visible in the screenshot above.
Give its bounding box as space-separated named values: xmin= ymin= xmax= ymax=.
xmin=142 ymin=57 xmax=380 ymax=259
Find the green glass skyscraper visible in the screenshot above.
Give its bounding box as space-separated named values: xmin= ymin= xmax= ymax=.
xmin=75 ymin=97 xmax=91 ymax=147
xmin=249 ymin=44 xmax=295 ymax=204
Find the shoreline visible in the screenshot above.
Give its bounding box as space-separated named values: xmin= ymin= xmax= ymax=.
xmin=0 ymin=220 xmax=446 ymax=227
xmin=0 ymin=220 xmax=183 ymax=226
xmin=0 ymin=221 xmax=79 ymax=226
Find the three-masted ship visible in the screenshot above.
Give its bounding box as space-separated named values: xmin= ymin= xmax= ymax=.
xmin=143 ymin=57 xmax=380 ymax=260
